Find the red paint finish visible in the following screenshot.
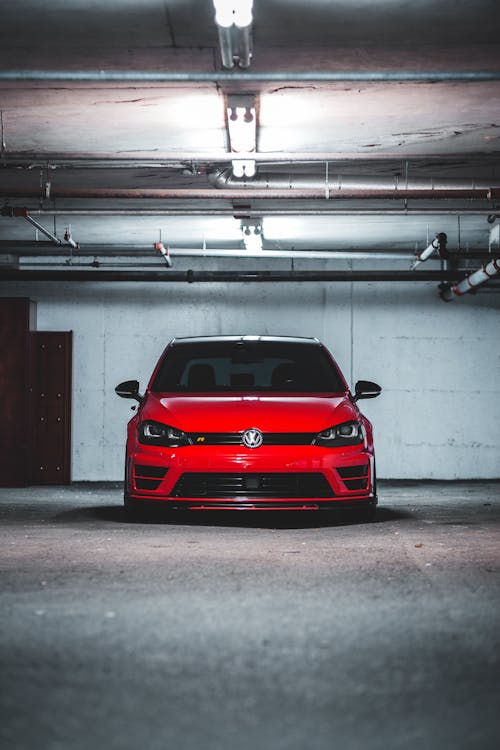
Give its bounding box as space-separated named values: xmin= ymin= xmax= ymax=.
xmin=145 ymin=393 xmax=355 ymax=434
xmin=117 ymin=336 xmax=380 ymax=511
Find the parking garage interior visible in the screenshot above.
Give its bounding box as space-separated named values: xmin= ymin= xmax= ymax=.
xmin=0 ymin=2 xmax=499 ymax=749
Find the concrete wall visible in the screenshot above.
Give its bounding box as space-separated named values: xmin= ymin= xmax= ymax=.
xmin=1 ymin=274 xmax=499 ymax=480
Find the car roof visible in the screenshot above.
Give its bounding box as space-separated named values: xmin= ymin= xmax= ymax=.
xmin=169 ymin=335 xmax=322 ymax=347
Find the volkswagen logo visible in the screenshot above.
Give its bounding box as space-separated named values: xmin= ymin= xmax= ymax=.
xmin=242 ymin=428 xmax=263 ymax=449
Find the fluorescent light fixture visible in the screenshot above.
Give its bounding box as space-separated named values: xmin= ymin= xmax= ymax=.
xmin=241 ymin=219 xmax=263 ymax=251
xmin=232 ymin=159 xmax=256 ymax=178
xmin=227 ymin=105 xmax=255 ymax=152
xmin=227 ymin=95 xmax=256 ymax=178
xmin=213 ymin=1 xmax=253 ymax=69
xmin=213 ymin=1 xmax=253 ymax=29
xmin=201 ymin=218 xmax=243 ymax=242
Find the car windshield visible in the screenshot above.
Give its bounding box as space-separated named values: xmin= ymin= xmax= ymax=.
xmin=151 ymin=340 xmax=346 ymax=393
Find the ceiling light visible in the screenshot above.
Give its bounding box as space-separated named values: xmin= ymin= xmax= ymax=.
xmin=232 ymin=159 xmax=256 ymax=178
xmin=213 ymin=2 xmax=253 ymax=69
xmin=241 ymin=219 xmax=263 ymax=251
xmin=213 ymin=1 xmax=253 ymax=29
xmin=227 ymin=95 xmax=256 ymax=178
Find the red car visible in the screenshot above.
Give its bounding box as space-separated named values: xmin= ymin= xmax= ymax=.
xmin=116 ymin=336 xmax=381 ymax=517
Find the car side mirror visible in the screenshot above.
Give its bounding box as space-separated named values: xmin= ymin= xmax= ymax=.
xmin=354 ymin=380 xmax=381 ymax=401
xmin=115 ymin=380 xmax=143 ymax=403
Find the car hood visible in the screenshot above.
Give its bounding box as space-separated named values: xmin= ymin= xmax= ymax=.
xmin=142 ymin=392 xmax=356 ymax=432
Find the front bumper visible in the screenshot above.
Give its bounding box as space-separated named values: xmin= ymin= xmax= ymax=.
xmin=125 ymin=444 xmax=376 ymax=510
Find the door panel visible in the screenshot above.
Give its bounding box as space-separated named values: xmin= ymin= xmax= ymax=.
xmin=0 ymin=298 xmax=36 ymax=486
xmin=31 ymin=331 xmax=72 ymax=484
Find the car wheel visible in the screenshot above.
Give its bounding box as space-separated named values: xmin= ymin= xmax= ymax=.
xmin=357 ymin=465 xmax=378 ymax=522
xmin=123 ymin=494 xmax=147 ymax=521
xmin=362 ymin=502 xmax=377 ymax=522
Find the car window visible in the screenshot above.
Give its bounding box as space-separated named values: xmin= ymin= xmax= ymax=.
xmin=151 ymin=341 xmax=345 ymax=393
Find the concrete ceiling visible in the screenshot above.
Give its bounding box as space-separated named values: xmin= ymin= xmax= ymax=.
xmin=1 ymin=0 xmax=500 ymax=276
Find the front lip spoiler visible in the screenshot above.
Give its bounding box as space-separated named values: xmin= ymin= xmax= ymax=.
xmin=125 ymin=495 xmax=377 ymax=511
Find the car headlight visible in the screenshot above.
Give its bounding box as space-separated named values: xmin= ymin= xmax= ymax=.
xmin=314 ymin=420 xmax=364 ymax=447
xmin=138 ymin=420 xmax=190 ymax=447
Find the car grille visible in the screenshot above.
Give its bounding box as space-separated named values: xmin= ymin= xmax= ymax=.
xmin=186 ymin=432 xmax=316 ymax=445
xmin=336 ymin=464 xmax=369 ymax=491
xmin=172 ymin=472 xmax=334 ymax=499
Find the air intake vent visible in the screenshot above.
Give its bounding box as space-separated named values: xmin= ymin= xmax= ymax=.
xmin=135 ymin=465 xmax=168 ymax=479
xmin=134 ymin=464 xmax=168 ymax=491
xmin=172 ymin=472 xmax=334 ymax=499
xmin=337 ymin=464 xmax=369 ymax=479
xmin=342 ymin=479 xmax=369 ymax=490
xmin=336 ymin=464 xmax=369 ymax=491
xmin=135 ymin=478 xmax=162 ymax=490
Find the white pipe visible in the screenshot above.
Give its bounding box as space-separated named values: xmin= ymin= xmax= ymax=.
xmin=18 ymin=247 xmax=420 ymax=261
xmin=440 ymin=257 xmax=500 ymax=301
xmin=412 ymin=239 xmax=439 ymax=268
xmin=173 ymin=248 xmax=412 ymax=260
xmin=412 ymin=233 xmax=447 ymax=269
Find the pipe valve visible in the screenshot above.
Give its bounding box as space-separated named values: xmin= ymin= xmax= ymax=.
xmin=154 ymin=241 xmax=173 ymax=268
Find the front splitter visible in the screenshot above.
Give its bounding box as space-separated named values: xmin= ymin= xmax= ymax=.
xmin=125 ymin=494 xmax=377 ymax=511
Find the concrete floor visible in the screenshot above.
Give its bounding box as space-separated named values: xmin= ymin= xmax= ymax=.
xmin=1 ymin=481 xmax=499 ymax=750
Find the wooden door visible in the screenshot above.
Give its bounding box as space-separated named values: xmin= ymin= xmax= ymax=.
xmin=0 ymin=298 xmax=36 ymax=486
xmin=30 ymin=331 xmax=72 ymax=484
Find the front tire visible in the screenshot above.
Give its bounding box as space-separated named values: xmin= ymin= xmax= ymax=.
xmin=360 ymin=502 xmax=377 ymax=522
xmin=124 ymin=494 xmax=148 ymax=521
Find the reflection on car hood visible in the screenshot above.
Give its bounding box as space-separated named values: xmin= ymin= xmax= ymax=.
xmin=143 ymin=393 xmax=356 ymax=432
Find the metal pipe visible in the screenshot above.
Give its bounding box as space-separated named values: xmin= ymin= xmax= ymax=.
xmin=234 ymin=24 xmax=252 ymax=69
xmin=4 ymin=207 xmax=82 ymax=248
xmin=0 ymin=269 xmax=466 ymax=283
xmin=217 ymin=25 xmax=235 ymax=69
xmin=440 ymin=257 xmax=500 ymax=300
xmin=0 ymin=241 xmax=494 ymax=260
xmin=1 ymin=70 xmax=500 ymax=83
xmin=0 ymin=241 xmax=495 ymax=261
xmin=17 ymin=208 xmax=500 ymax=218
xmin=18 ymin=259 xmax=500 ymax=274
xmin=208 ymin=167 xmax=500 ymax=193
xmin=24 ymin=215 xmax=61 ymax=245
xmin=2 ymin=186 xmax=499 ymax=201
xmin=11 ymin=208 xmax=80 ymax=249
